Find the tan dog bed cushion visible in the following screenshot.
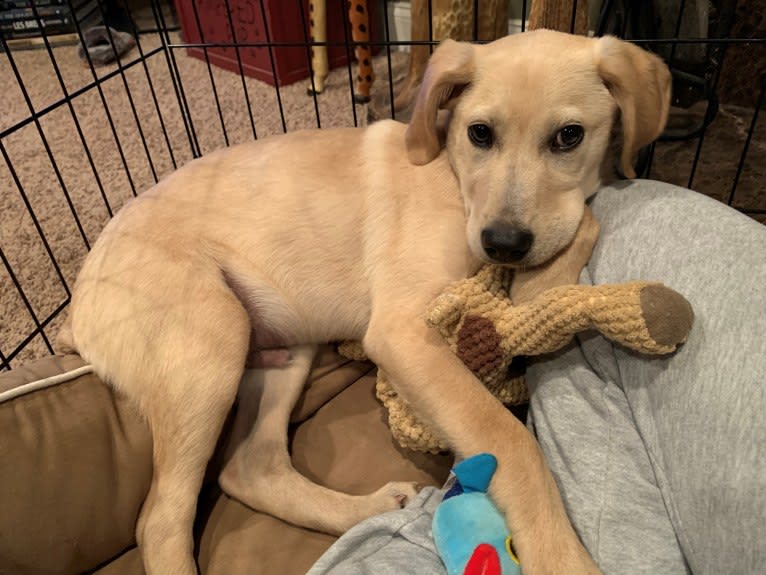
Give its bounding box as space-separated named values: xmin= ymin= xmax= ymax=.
xmin=0 ymin=347 xmax=452 ymax=574
xmin=0 ymin=355 xmax=152 ymax=574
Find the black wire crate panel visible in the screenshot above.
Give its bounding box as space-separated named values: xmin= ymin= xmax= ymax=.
xmin=1 ymin=0 xmax=764 ymax=370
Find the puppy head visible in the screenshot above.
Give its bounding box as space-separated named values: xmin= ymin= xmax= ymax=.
xmin=406 ymin=30 xmax=671 ymax=267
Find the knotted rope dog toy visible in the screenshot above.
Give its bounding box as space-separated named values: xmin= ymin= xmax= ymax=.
xmin=340 ymin=263 xmax=693 ymax=453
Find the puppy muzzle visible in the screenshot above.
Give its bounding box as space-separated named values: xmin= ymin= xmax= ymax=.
xmin=480 ymin=224 xmax=534 ymax=264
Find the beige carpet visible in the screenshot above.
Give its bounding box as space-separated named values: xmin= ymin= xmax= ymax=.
xmin=0 ymin=33 xmax=407 ymax=367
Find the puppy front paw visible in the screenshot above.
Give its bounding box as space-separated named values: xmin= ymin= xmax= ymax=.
xmin=369 ymin=481 xmax=422 ymax=513
xmin=426 ymin=292 xmax=466 ymax=335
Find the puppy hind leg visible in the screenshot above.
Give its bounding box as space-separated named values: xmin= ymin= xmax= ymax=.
xmin=135 ymin=293 xmax=251 ymax=575
xmin=220 ymin=344 xmax=420 ymax=535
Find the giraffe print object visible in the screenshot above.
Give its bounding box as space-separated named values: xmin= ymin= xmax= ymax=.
xmin=307 ymin=0 xmax=329 ymax=95
xmin=307 ymin=0 xmax=374 ymax=104
xmin=348 ymin=0 xmax=374 ymax=103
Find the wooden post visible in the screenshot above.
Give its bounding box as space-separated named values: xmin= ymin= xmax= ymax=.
xmin=393 ymin=0 xmax=431 ymax=112
xmin=528 ymin=0 xmax=588 ymax=35
xmin=394 ymin=0 xmax=511 ymax=112
xmin=478 ymin=0 xmax=510 ymax=41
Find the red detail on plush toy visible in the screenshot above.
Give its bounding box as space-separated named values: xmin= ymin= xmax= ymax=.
xmin=463 ymin=543 xmax=501 ymax=575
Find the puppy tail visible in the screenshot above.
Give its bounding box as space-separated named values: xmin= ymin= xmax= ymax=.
xmin=55 ymin=316 xmax=77 ymax=355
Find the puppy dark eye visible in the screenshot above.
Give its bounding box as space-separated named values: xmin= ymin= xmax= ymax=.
xmin=468 ymin=124 xmax=493 ymax=148
xmin=552 ymin=125 xmax=584 ymax=151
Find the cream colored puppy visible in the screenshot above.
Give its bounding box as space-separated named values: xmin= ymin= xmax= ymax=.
xmin=59 ymin=30 xmax=670 ymax=575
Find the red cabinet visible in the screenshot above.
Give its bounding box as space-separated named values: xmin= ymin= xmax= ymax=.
xmin=174 ymin=0 xmax=378 ymax=87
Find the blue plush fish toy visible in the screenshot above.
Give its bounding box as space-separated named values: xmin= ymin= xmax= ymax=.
xmin=433 ymin=453 xmax=521 ymax=575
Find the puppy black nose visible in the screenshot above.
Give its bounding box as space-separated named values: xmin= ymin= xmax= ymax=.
xmin=481 ymin=225 xmax=534 ymax=263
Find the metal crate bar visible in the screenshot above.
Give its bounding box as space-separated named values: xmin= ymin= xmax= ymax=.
xmin=338 ymin=0 xmax=360 ymax=127
xmin=1 ymin=0 xmax=764 ymax=372
xmin=0 ymin=247 xmax=57 ymax=363
xmin=27 ymin=2 xmax=115 ymax=215
xmin=381 ymin=0 xmax=396 ymax=120
xmin=65 ymin=0 xmax=138 ymax=195
xmin=121 ymin=0 xmax=180 ymax=170
xmin=188 ymin=0 xmax=230 ymax=146
xmin=729 ymin=76 xmax=766 ymax=207
xmin=92 ymin=0 xmax=159 ymax=182
xmin=257 ymin=0 xmax=288 ymax=133
xmin=297 ymin=0 xmax=322 ymax=129
xmin=150 ymin=0 xmax=200 ymax=158
xmin=164 ymin=37 xmax=766 ymax=50
xmin=0 ymin=140 xmax=72 ymax=297
xmin=0 ymin=45 xmax=165 ymax=142
xmin=0 ymin=38 xmax=93 ymax=250
xmin=0 ymin=298 xmax=70 ymax=372
xmin=222 ymin=0 xmax=259 ymax=140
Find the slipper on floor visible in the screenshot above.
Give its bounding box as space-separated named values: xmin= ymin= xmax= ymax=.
xmin=77 ymin=26 xmax=135 ymax=66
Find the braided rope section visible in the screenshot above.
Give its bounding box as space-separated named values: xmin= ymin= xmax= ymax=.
xmin=338 ymin=266 xmax=693 ymax=453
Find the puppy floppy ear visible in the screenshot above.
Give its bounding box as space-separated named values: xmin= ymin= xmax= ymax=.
xmin=405 ymin=39 xmax=475 ymax=165
xmin=596 ymin=36 xmax=672 ymax=178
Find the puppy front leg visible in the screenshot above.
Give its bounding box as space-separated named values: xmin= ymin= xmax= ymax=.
xmin=364 ymin=314 xmax=601 ymax=575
